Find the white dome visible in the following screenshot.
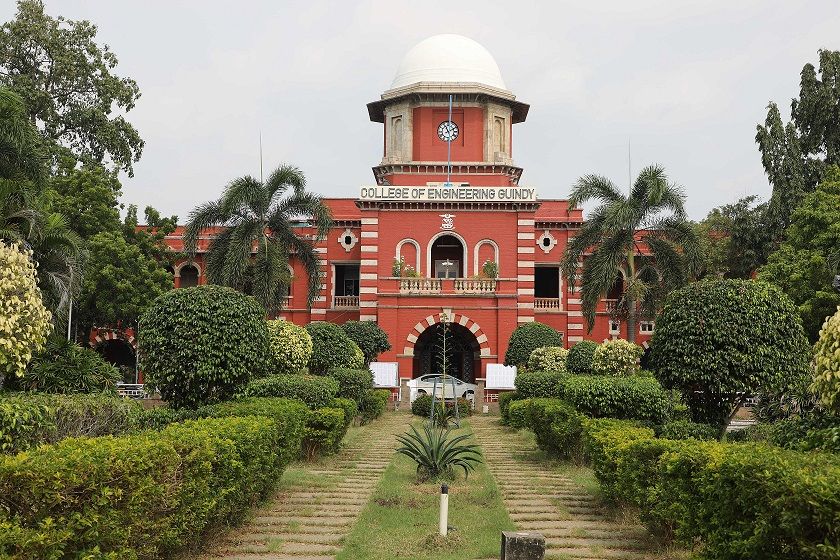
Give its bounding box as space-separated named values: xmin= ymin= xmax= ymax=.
xmin=390 ymin=34 xmax=507 ymax=90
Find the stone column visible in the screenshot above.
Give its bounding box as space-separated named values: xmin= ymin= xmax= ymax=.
xmin=475 ymin=379 xmax=485 ymax=410
xmin=500 ymin=531 xmax=545 ymax=560
xmin=399 ymin=378 xmax=410 ymax=409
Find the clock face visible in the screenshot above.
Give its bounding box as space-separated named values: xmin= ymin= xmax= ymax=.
xmin=437 ymin=120 xmax=459 ymax=142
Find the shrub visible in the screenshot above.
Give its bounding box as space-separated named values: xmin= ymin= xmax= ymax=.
xmin=591 ymin=339 xmax=643 ymax=376
xmin=527 ymin=346 xmax=568 ymax=372
xmin=0 ymin=241 xmax=52 ymax=379
xmin=302 ymin=407 xmax=346 ymax=459
xmin=0 ymin=393 xmax=142 ymax=453
xmin=139 ymin=286 xmax=270 ymax=408
xmin=560 ymin=375 xmax=671 ymax=424
xmin=651 ymin=279 xmax=811 ymax=428
xmin=504 ymin=322 xmax=563 ymax=367
xmin=341 ymin=320 xmax=391 ymax=364
xmin=244 ymin=374 xmax=339 ymax=409
xmin=328 ymin=368 xmax=373 ymax=406
xmin=507 ymin=399 xmax=530 ymax=429
xmin=306 ymin=321 xmax=357 ymax=374
xmin=20 ymin=335 xmax=121 ymax=393
xmin=525 ymin=398 xmax=586 ymax=460
xmin=498 ymin=390 xmax=520 ymax=425
xmin=410 ymin=393 xmax=469 ymax=418
xmin=656 ymin=419 xmax=718 ymax=441
xmin=396 ymin=424 xmax=482 ymax=481
xmin=0 ymin=415 xmax=289 ymax=559
xmin=514 ymin=370 xmax=566 ymax=398
xmin=331 ymin=397 xmax=359 ymax=429
xmin=566 ymin=340 xmax=598 ymax=374
xmin=360 ymin=388 xmax=389 ymax=424
xmin=347 ymin=341 xmax=365 ymax=369
xmin=265 ymin=319 xmax=312 ymax=375
xmin=812 ymin=306 xmax=840 ymax=413
xmin=195 ymin=397 xmax=308 ymax=467
xmin=136 ymin=405 xmax=198 ymax=431
xmin=581 ymin=418 xmax=656 ymax=502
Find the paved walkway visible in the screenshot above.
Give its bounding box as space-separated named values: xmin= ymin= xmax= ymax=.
xmin=195 ymin=412 xmax=407 ymax=560
xmin=470 ymin=416 xmax=669 ymax=560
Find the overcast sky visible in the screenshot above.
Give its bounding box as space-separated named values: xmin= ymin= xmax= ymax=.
xmin=3 ymin=1 xmax=839 ymax=221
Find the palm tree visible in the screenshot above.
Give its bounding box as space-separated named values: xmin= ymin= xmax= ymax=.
xmin=562 ymin=165 xmax=701 ymax=343
xmin=184 ymin=164 xmax=333 ymax=314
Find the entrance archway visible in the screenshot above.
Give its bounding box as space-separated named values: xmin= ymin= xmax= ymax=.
xmin=412 ymin=322 xmax=480 ymax=383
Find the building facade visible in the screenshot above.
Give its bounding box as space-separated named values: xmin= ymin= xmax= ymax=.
xmin=162 ymin=35 xmax=653 ymax=387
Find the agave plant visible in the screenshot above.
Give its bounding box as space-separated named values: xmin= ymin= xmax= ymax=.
xmin=395 ymin=424 xmax=482 ymax=481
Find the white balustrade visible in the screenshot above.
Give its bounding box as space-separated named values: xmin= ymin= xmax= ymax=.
xmin=534 ymin=297 xmax=561 ymax=310
xmin=333 ymin=295 xmax=360 ymax=307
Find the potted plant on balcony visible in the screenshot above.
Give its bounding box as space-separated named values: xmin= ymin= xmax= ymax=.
xmin=481 ymin=260 xmax=498 ymax=279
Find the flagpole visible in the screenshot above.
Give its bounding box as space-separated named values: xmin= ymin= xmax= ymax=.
xmin=446 ymin=94 xmax=452 ymax=186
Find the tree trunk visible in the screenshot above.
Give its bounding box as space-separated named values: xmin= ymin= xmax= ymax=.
xmin=627 ymin=295 xmax=637 ymax=344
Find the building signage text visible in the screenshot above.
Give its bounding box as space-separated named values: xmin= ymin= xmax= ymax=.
xmin=359 ymin=186 xmax=537 ymax=202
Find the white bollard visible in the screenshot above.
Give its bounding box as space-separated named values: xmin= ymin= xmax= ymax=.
xmin=439 ymin=483 xmax=449 ymax=536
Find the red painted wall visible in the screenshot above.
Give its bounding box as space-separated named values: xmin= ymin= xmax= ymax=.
xmin=412 ymin=107 xmax=484 ymax=162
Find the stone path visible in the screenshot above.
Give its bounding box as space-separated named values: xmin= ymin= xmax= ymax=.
xmin=470 ymin=416 xmax=669 ymax=560
xmin=195 ymin=412 xmax=407 ymax=560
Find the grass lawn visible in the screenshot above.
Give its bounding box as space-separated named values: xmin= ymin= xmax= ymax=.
xmin=336 ymin=418 xmax=514 ymax=560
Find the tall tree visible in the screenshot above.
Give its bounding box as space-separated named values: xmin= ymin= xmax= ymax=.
xmin=45 ymin=162 xmax=122 ymax=240
xmin=758 ymin=166 xmax=840 ymax=341
xmin=184 ymin=164 xmax=333 ymax=314
xmin=562 ymin=165 xmax=701 ymax=342
xmin=0 ymin=86 xmax=45 ymax=185
xmin=695 ymin=195 xmax=772 ymax=279
xmin=756 ymin=49 xmax=840 ymax=235
xmin=0 ymin=0 xmax=143 ymax=175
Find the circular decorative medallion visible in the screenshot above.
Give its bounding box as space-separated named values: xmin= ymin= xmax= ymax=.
xmin=437 ymin=120 xmax=459 ymax=142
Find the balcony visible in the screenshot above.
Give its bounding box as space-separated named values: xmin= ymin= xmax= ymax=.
xmin=333 ymin=295 xmax=360 ymax=308
xmin=534 ymin=297 xmax=562 ymax=311
xmin=604 ymin=298 xmax=619 ymax=314
xmin=397 ymin=277 xmax=498 ymax=295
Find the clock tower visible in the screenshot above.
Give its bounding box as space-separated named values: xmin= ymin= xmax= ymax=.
xmin=367 ymin=34 xmax=530 ymax=187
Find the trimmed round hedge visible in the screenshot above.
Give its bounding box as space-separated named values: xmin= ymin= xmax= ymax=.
xmin=244 ymin=374 xmax=339 ymax=409
xmin=651 ymin=279 xmax=811 ymax=426
xmin=341 ymin=321 xmax=391 ymax=364
xmin=327 ymin=368 xmax=374 ymax=407
xmin=305 ymin=322 xmax=357 ymax=374
xmin=265 ymin=320 xmax=312 ymax=375
xmin=514 ymin=371 xmax=566 ymax=399
xmin=527 ymin=346 xmax=568 ymax=373
xmin=139 ymin=286 xmax=270 ymax=409
xmin=812 ymin=306 xmax=840 ymax=413
xmin=592 ymin=339 xmax=643 ymax=377
xmin=504 ymin=322 xmax=563 ymax=367
xmin=566 ymin=341 xmax=597 ymax=374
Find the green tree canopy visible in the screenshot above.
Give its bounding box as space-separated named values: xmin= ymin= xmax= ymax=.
xmin=758 ymin=167 xmax=840 ymax=341
xmin=77 ymin=231 xmax=172 ymax=331
xmin=756 ymin=49 xmax=840 ymax=234
xmin=0 ymin=0 xmax=143 ymax=175
xmin=45 ymin=163 xmax=122 ymax=240
xmin=184 ymin=164 xmax=332 ymax=314
xmin=0 ymin=86 xmax=45 ymax=185
xmin=562 ymin=165 xmax=701 ymax=342
xmin=695 ymin=195 xmax=772 ymax=279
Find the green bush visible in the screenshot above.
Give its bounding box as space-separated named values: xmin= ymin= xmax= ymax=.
xmin=0 ymin=415 xmax=288 ymax=559
xmin=306 ymin=321 xmax=357 ymax=374
xmin=360 ymin=389 xmax=389 ymax=424
xmin=581 ymin=418 xmax=656 ymax=502
xmin=195 ymin=397 xmax=308 ymax=467
xmin=507 ymin=399 xmax=530 ymax=429
xmin=331 ymin=397 xmax=359 ymax=428
xmin=136 ymin=405 xmax=198 ymax=431
xmin=591 ymin=339 xmax=643 ymax=376
xmin=651 ymin=279 xmax=812 ymax=427
xmin=527 ymin=346 xmax=568 ymax=372
xmin=341 ymin=320 xmax=391 ymax=364
xmin=514 ymin=370 xmax=566 ymax=398
xmin=244 ymin=374 xmax=339 ymax=409
xmin=560 ymin=375 xmax=671 ymax=424
xmin=410 ymin=394 xmax=469 ymax=418
xmin=504 ymin=322 xmax=563 ymax=367
xmin=265 ymin=319 xmax=312 ymax=375
xmin=812 ymin=306 xmax=840 ymax=413
xmin=566 ymin=340 xmax=598 ymax=374
xmin=525 ymin=398 xmax=585 ymax=460
xmin=656 ymin=419 xmax=718 ymax=441
xmin=328 ymin=368 xmax=374 ymax=406
xmin=139 ymin=286 xmax=271 ymax=408
xmin=347 ymin=341 xmax=365 ymax=369
xmin=498 ymin=391 xmax=520 ymax=425
xmin=20 ymin=335 xmax=121 ymax=393
xmin=302 ymin=407 xmax=346 ymax=459
xmin=0 ymin=393 xmax=143 ymax=454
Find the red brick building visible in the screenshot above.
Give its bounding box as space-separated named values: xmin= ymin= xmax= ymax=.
xmin=162 ymin=35 xmax=653 ymax=387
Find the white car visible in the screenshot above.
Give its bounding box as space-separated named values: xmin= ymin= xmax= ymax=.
xmin=407 ymin=374 xmax=476 ymax=404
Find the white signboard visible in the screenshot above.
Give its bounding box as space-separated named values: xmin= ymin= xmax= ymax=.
xmin=359 ymin=185 xmax=537 ymax=202
xmin=486 ymin=364 xmax=517 ymax=389
xmin=370 ymin=362 xmax=399 ymax=388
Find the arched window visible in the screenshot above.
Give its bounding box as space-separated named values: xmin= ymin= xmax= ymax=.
xmin=179 ymin=264 xmax=199 ymax=288
xmin=494 ymin=116 xmax=505 ymax=154
xmin=391 ymin=116 xmax=403 ymax=156
xmin=396 ymin=238 xmax=421 ymax=276
xmin=473 ymin=239 xmax=500 ymax=276
xmin=428 ymin=233 xmax=466 ymax=279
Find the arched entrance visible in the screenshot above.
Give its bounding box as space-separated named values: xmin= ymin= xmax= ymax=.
xmin=430 ymin=234 xmax=465 ymax=278
xmin=96 ymin=339 xmax=137 ymax=383
xmin=412 ymin=322 xmax=480 ymax=383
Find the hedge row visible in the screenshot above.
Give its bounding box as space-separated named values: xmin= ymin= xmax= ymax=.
xmin=583 ymin=419 xmax=840 ymax=559
xmin=411 ymin=394 xmax=471 ymax=418
xmin=513 ymin=373 xmax=670 ymax=423
xmin=0 ymin=409 xmax=305 ymax=559
xmin=244 ymin=375 xmax=339 ymax=409
xmin=0 ymin=393 xmax=143 ymax=454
